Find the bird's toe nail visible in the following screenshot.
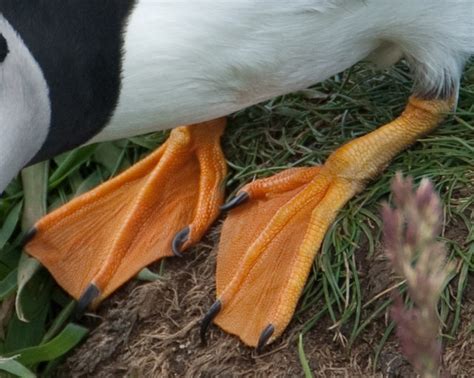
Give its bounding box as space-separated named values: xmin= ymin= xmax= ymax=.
xmin=200 ymin=300 xmax=222 ymax=345
xmin=172 ymin=226 xmax=190 ymax=257
xmin=256 ymin=324 xmax=274 ymax=353
xmin=220 ymin=192 xmax=249 ymax=212
xmin=20 ymin=226 xmax=37 ymax=247
xmin=75 ymin=283 xmax=101 ymax=318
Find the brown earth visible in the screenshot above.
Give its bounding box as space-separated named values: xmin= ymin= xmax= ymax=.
xmin=56 ymin=220 xmax=473 ymax=377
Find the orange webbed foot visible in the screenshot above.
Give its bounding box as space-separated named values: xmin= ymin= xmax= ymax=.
xmin=202 ymin=97 xmax=452 ymax=349
xmin=25 ymin=119 xmax=227 ymax=309
xmin=202 ymin=166 xmax=358 ymax=348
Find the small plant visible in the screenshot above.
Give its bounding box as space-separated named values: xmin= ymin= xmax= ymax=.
xmin=382 ymin=173 xmax=454 ymax=378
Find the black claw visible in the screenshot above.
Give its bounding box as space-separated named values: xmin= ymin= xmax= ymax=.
xmin=75 ymin=284 xmax=101 ymax=318
xmin=172 ymin=226 xmax=190 ymax=258
xmin=256 ymin=324 xmax=275 ymax=353
xmin=20 ymin=227 xmax=37 ymax=247
xmin=220 ymin=192 xmax=249 ymax=212
xmin=200 ymin=300 xmax=222 ymax=345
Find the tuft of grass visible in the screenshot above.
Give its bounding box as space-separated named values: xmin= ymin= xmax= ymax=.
xmin=0 ymin=60 xmax=472 ymax=375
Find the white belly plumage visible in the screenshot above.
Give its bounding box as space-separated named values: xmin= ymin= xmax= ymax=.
xmin=91 ymin=1 xmax=375 ymax=143
xmin=91 ymin=0 xmax=473 ymax=143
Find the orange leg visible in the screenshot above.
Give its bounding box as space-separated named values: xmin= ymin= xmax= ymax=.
xmin=25 ymin=119 xmax=227 ymax=309
xmin=201 ymin=97 xmax=452 ymax=350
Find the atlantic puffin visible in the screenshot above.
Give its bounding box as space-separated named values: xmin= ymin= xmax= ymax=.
xmin=0 ymin=1 xmax=472 ymax=350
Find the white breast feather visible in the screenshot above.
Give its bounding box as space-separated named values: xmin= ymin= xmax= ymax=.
xmin=0 ymin=15 xmax=51 ymax=193
xmin=93 ymin=0 xmax=474 ymax=143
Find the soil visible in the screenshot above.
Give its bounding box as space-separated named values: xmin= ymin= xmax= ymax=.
xmin=56 ymin=219 xmax=473 ymax=377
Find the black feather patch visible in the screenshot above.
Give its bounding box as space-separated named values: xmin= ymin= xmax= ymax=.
xmin=0 ymin=33 xmax=8 ymax=62
xmin=0 ymin=0 xmax=137 ymax=162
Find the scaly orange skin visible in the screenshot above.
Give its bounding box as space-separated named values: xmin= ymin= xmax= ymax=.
xmin=214 ymin=97 xmax=452 ymax=347
xmin=24 ymin=97 xmax=451 ymax=345
xmin=25 ymin=119 xmax=227 ymax=306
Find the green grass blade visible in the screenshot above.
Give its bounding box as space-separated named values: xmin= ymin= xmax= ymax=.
xmin=373 ymin=321 xmax=396 ymax=372
xmin=0 ymin=357 xmax=36 ymax=378
xmin=0 ymin=202 xmax=22 ymax=251
xmin=450 ymin=244 xmax=473 ymax=336
xmin=41 ymin=301 xmax=76 ymax=344
xmin=48 ymin=145 xmax=97 ymax=189
xmin=136 ymin=267 xmax=162 ymax=282
xmin=16 ymin=163 xmax=49 ymax=321
xmin=15 ymin=256 xmax=42 ymax=322
xmin=5 ymin=323 xmax=88 ymax=366
xmin=0 ymin=269 xmax=18 ymax=300
xmin=20 ymin=162 xmax=49 ymax=229
xmin=4 ymin=305 xmax=48 ymax=353
xmin=298 ymin=333 xmax=314 ymax=378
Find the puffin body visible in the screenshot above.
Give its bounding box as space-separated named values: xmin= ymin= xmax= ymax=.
xmin=93 ymin=0 xmax=474 ymax=141
xmin=1 ymin=0 xmax=473 ymax=349
xmin=1 ymin=0 xmax=473 ymax=192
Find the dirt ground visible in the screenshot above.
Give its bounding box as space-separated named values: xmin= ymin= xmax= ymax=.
xmin=56 ymin=221 xmax=473 ymax=377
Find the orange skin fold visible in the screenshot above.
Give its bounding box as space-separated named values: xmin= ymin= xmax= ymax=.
xmin=213 ymin=97 xmax=451 ymax=347
xmin=25 ymin=97 xmax=451 ymax=348
xmin=25 ymin=119 xmax=227 ymax=305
